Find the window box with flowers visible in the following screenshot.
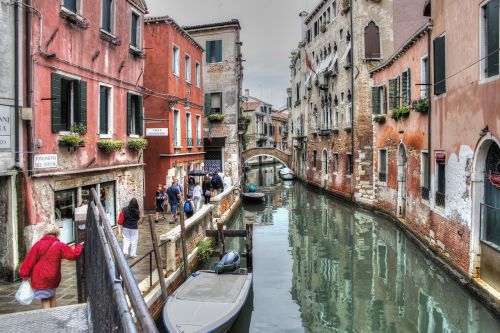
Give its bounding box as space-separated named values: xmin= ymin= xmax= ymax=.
xmin=208 ymin=114 xmax=225 ymax=122
xmin=58 ymin=123 xmax=86 ymax=151
xmin=127 ymin=138 xmax=148 ymax=151
xmin=343 ymin=0 xmax=351 ymax=13
xmin=97 ymin=139 xmax=124 ymax=153
xmin=413 ymin=98 xmax=430 ymax=113
xmin=391 ymin=106 xmax=411 ymax=120
xmin=373 ymin=114 xmax=386 ymax=124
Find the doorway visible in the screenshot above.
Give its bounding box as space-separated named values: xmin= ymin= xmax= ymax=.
xmin=397 ymin=144 xmax=408 ymax=219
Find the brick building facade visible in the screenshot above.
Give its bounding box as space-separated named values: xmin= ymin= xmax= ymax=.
xmin=143 ymin=16 xmax=205 ymax=210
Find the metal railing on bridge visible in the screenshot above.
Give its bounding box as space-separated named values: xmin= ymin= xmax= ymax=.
xmin=84 ymin=188 xmax=158 ymax=333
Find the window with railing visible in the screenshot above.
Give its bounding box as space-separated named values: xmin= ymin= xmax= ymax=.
xmin=197 ymin=138 xmax=203 ymax=147
xmin=186 ymin=137 xmax=194 ymax=147
xmin=378 ymin=149 xmax=387 ymax=183
xmin=435 ymin=158 xmax=446 ymax=207
xmin=481 ymin=203 xmax=500 ymax=250
xmin=421 ymin=152 xmax=430 ymax=200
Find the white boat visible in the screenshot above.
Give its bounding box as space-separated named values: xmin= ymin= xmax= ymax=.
xmin=163 ymin=270 xmax=252 ymax=333
xmin=279 ymin=168 xmax=295 ymax=180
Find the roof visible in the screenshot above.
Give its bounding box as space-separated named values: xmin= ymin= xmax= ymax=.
xmin=183 ymin=19 xmax=241 ymax=32
xmin=145 ymin=16 xmax=204 ymax=51
xmin=128 ymin=0 xmax=148 ymax=13
xmin=242 ymin=101 xmax=262 ymax=112
xmin=305 ymin=0 xmax=329 ymax=25
xmin=370 ymin=21 xmax=432 ymax=75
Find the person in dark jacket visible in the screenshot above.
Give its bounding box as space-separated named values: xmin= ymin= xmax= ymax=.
xmin=19 ymin=224 xmax=82 ymax=309
xmin=122 ymin=198 xmax=141 ymax=259
xmin=202 ymin=175 xmax=212 ymax=204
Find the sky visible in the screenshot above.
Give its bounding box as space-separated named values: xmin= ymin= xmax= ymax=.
xmin=147 ymin=0 xmax=317 ymax=108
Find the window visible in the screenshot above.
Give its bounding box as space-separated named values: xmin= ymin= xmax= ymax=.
xmin=173 ymin=110 xmax=180 ymax=147
xmin=173 ymin=46 xmax=180 ymax=76
xmin=313 ymin=150 xmax=317 ymax=168
xmin=482 ymin=0 xmax=500 ymax=78
xmin=63 ymin=0 xmax=79 ymax=13
xmin=435 ymin=153 xmax=446 ymax=207
xmin=101 ymin=0 xmax=114 ymax=34
xmin=196 ymin=115 xmax=202 ymax=146
xmin=99 ymin=85 xmax=112 ymax=135
xmin=185 ymin=55 xmax=191 ymax=82
xmin=421 ymin=151 xmax=430 ymax=200
xmin=389 ymin=76 xmax=401 ymax=109
xmin=332 ymin=1 xmax=337 ymax=19
xmin=421 ymin=56 xmax=429 ymax=98
xmin=51 ymin=73 xmax=87 ymax=133
xmin=371 ymin=85 xmax=387 ymax=114
xmin=401 ymin=69 xmax=411 ymax=106
xmin=333 ymin=153 xmax=339 ymax=173
xmin=130 ymin=11 xmax=140 ymax=49
xmin=186 ymin=112 xmax=192 ymax=144
xmin=364 ymin=21 xmax=381 ymax=59
xmin=378 ymin=149 xmax=387 ymax=182
xmin=127 ymin=93 xmax=143 ymax=136
xmin=55 ymin=189 xmax=76 ymax=244
xmin=206 ymin=40 xmax=222 ymax=63
xmin=346 ymin=153 xmax=353 ymax=175
xmin=204 ymin=92 xmax=222 ymax=115
xmin=433 ymin=35 xmax=446 ymax=95
xmin=195 ymin=62 xmax=201 ymax=87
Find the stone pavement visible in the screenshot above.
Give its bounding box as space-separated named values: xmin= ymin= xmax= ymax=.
xmin=0 ymin=212 xmax=176 ymax=315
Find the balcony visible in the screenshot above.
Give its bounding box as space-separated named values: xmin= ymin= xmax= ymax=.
xmin=197 ymin=139 xmax=203 ymax=147
xmin=318 ymin=124 xmax=332 ymax=136
xmin=186 ymin=137 xmax=194 ymax=147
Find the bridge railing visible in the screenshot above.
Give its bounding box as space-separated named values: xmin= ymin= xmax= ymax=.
xmin=84 ymin=188 xmax=158 ymax=333
xmin=243 ymin=142 xmax=291 ymax=153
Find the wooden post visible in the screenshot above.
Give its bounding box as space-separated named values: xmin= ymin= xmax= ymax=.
xmin=148 ymin=215 xmax=168 ymax=301
xmin=246 ymin=223 xmax=253 ymax=271
xmin=179 ymin=203 xmax=189 ymax=279
xmin=217 ymin=222 xmax=225 ymax=258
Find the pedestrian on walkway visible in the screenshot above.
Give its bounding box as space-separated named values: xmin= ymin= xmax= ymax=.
xmin=211 ymin=171 xmax=224 ymax=194
xmin=183 ymin=194 xmax=195 ymax=218
xmin=192 ymin=181 xmax=202 ymax=212
xmin=202 ymin=175 xmax=212 ymax=204
xmin=155 ymin=184 xmax=166 ymax=222
xmin=187 ymin=177 xmax=196 ymax=197
xmin=121 ymin=198 xmax=141 ymax=259
xmin=19 ymin=224 xmax=82 ymax=309
xmin=167 ymin=180 xmax=182 ymax=224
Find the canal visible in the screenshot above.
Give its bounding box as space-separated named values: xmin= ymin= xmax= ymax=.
xmin=224 ymin=164 xmax=500 ymax=332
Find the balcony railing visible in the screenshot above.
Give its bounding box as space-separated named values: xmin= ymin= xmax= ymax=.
xmin=435 ymin=191 xmax=445 ymax=207
xmin=480 ymin=203 xmax=500 ymax=250
xmin=174 ymin=138 xmax=181 ymax=148
xmin=186 ymin=137 xmax=194 ymax=147
xmin=197 ymin=139 xmax=203 ymax=147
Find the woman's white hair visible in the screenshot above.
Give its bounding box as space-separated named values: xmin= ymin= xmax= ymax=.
xmin=44 ymin=223 xmax=61 ymax=237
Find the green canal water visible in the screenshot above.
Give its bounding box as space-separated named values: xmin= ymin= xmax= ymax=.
xmin=223 ymin=164 xmax=500 ymax=332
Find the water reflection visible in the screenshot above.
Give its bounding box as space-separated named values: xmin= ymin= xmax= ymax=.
xmin=228 ymin=181 xmax=500 ymax=332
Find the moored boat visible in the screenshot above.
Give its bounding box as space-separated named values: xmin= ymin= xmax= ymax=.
xmin=279 ymin=167 xmax=295 ymax=180
xmin=242 ymin=192 xmax=265 ymax=203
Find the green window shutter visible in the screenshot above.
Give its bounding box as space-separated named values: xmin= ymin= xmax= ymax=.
xmin=389 ymin=79 xmax=395 ymax=109
xmin=433 ymin=36 xmax=446 ymax=95
xmin=487 ymin=0 xmax=500 ymax=77
xmin=401 ymin=71 xmax=408 ymax=106
xmin=99 ymin=86 xmax=108 ymax=134
xmin=215 ymin=40 xmax=222 ymax=62
xmin=382 ymin=85 xmax=387 ymax=114
xmin=206 ymin=41 xmax=212 ymax=63
xmin=396 ymin=76 xmax=401 ymax=108
xmin=371 ymin=87 xmax=380 ymax=114
xmin=127 ymin=92 xmax=132 ymax=135
xmin=51 ymin=73 xmax=62 ymax=133
xmin=406 ymin=69 xmax=411 ymax=105
xmin=79 ymin=81 xmax=87 ymax=130
xmin=204 ymin=93 xmax=211 ymax=115
xmin=137 ymin=95 xmax=143 ymax=136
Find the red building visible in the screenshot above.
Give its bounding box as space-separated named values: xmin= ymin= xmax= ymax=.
xmin=143 ymin=16 xmax=205 ymax=210
xmin=22 ymin=0 xmax=148 ymax=245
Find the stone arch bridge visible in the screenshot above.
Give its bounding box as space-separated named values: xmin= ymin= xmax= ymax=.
xmin=242 ymin=147 xmax=292 ymax=168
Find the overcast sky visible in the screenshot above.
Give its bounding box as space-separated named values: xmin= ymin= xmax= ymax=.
xmin=147 ymin=0 xmax=316 ymax=107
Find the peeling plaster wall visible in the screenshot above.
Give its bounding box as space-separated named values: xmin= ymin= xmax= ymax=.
xmin=445 ymin=145 xmax=473 ymax=227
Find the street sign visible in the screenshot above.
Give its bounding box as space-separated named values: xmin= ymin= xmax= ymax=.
xmin=146 ymin=128 xmax=168 ymax=136
xmin=0 ymin=106 xmax=11 ymax=150
xmin=34 ymin=154 xmax=58 ymax=169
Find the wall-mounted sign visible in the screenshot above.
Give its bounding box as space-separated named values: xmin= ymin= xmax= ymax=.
xmin=0 ymin=106 xmax=11 ymax=150
xmin=34 ymin=154 xmax=58 ymax=169
xmin=146 ymin=128 xmax=168 ymax=137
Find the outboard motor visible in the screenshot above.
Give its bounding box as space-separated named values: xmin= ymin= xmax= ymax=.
xmin=213 ymin=251 xmax=240 ymax=274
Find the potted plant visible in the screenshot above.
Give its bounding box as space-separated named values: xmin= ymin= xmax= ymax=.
xmin=343 ymin=0 xmax=351 ymax=13
xmin=58 ymin=123 xmax=86 ymax=150
xmin=373 ymin=114 xmax=386 ymax=124
xmin=97 ymin=139 xmax=124 ymax=153
xmin=127 ymin=138 xmax=148 ymax=151
xmin=391 ymin=106 xmax=411 ymax=120
xmin=320 ymin=24 xmax=327 ymax=33
xmin=208 ymin=114 xmax=225 ymax=122
xmin=413 ymin=98 xmax=430 ymax=113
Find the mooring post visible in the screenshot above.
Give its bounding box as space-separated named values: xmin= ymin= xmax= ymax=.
xmin=217 ymin=222 xmax=225 ymax=258
xmin=246 ymin=223 xmax=253 ymax=271
xmin=148 ymin=215 xmax=168 ymax=301
xmin=179 ymin=205 xmax=189 ymax=279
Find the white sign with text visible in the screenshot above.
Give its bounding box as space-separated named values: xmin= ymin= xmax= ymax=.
xmin=34 ymin=154 xmax=58 ymax=169
xmin=0 ymin=106 xmax=11 ymax=150
xmin=146 ymin=128 xmax=168 ymax=136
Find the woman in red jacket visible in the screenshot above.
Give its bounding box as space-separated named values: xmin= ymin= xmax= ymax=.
xmin=19 ymin=224 xmax=83 ymax=309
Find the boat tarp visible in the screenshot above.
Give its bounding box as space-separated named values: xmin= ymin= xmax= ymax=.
xmin=176 ymin=273 xmax=247 ymax=303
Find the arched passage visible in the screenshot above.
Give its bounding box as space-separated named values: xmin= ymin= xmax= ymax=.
xmin=242 ymin=147 xmax=292 ymax=169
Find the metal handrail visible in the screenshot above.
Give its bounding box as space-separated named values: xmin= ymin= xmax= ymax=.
xmin=89 ymin=188 xmax=158 ymax=333
xmin=130 ymin=240 xmax=169 ymax=288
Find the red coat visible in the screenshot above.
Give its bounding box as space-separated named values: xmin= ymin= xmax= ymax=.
xmin=19 ymin=235 xmax=83 ymax=290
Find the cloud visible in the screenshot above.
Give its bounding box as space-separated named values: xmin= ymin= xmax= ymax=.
xmin=146 ymin=0 xmax=314 ymax=106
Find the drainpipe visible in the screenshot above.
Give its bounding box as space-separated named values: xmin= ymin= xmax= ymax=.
xmin=26 ymin=0 xmax=34 ymax=176
xmin=427 ymin=22 xmax=432 ymax=195
xmin=14 ymin=1 xmax=20 ymax=167
xmin=349 ymin=3 xmax=355 ymax=199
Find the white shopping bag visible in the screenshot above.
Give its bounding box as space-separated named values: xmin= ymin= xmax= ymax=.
xmin=15 ymin=280 xmax=34 ymax=305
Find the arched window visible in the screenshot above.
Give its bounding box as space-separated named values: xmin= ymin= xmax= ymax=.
xmin=365 ymin=21 xmax=381 ymax=59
